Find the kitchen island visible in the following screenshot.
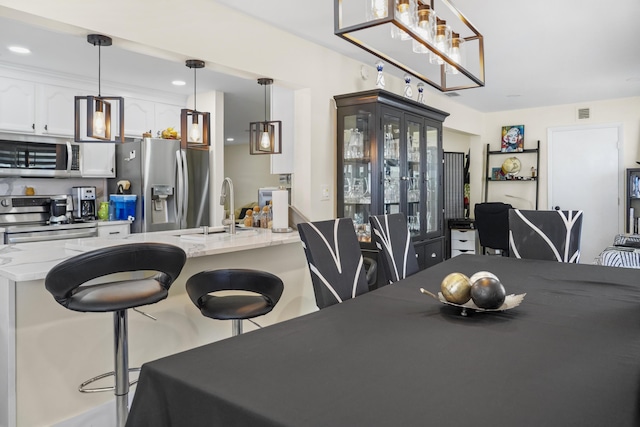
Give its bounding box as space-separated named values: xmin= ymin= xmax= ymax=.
xmin=0 ymin=227 xmax=316 ymax=427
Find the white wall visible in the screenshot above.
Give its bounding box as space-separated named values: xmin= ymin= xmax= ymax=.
xmin=477 ymin=96 xmax=640 ymax=215
xmin=224 ymin=143 xmax=280 ymax=209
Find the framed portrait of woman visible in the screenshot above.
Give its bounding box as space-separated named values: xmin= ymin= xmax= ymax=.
xmin=501 ymin=125 xmax=524 ymax=152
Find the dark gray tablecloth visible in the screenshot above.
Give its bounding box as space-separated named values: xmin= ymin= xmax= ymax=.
xmin=126 ymin=255 xmax=640 ymax=427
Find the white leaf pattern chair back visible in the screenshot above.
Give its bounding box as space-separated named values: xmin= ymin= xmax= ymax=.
xmin=369 ymin=213 xmax=419 ymax=284
xmin=298 ymin=218 xmax=369 ymax=309
xmin=508 ymin=209 xmax=583 ymax=263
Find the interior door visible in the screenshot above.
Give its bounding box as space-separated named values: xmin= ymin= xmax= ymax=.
xmin=548 ymin=124 xmax=621 ymax=264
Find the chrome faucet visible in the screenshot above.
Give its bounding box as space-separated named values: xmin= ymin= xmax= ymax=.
xmin=220 ymin=177 xmax=236 ymax=234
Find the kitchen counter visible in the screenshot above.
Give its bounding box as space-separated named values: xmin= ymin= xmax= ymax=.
xmin=0 ymin=226 xmax=315 ymax=427
xmin=0 ymin=226 xmax=299 ymax=282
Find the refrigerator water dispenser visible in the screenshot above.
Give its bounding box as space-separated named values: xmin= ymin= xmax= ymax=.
xmin=151 ymin=185 xmax=174 ymax=224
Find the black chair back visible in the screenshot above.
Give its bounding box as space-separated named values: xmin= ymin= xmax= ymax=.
xmin=298 ymin=218 xmax=369 ymax=309
xmin=369 ymin=213 xmax=419 ymax=284
xmin=508 ymin=209 xmax=583 ymax=263
xmin=474 ymin=202 xmax=513 ymax=255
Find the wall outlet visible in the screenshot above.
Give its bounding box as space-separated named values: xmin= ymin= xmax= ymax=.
xmin=320 ymin=184 xmax=330 ymax=201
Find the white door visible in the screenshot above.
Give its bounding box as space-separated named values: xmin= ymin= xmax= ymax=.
xmin=548 ymin=124 xmax=621 ymax=264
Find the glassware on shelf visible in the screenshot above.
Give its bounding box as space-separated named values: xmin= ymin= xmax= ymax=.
xmin=408 ymin=177 xmax=419 ymax=202
xmin=347 ymin=128 xmax=363 ymax=159
xmin=417 ymin=82 xmax=425 ymax=104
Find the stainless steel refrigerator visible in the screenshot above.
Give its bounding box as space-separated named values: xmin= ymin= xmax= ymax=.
xmin=109 ymin=138 xmax=210 ymax=233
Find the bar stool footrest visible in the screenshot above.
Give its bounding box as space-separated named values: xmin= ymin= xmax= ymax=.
xmin=78 ymin=367 xmax=141 ymax=393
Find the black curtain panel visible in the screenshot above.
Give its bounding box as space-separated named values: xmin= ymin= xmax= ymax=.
xmin=508 ymin=209 xmax=583 ymax=263
xmin=369 ymin=213 xmax=419 ymax=284
xmin=298 ymin=218 xmax=369 ymax=309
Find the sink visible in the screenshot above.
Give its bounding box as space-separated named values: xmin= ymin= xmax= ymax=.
xmin=179 ymin=228 xmax=258 ymax=242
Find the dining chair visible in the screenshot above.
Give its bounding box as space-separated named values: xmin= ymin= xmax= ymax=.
xmin=474 ymin=202 xmax=513 ymax=256
xmin=369 ymin=213 xmax=419 ymax=284
xmin=508 ymin=209 xmax=583 ymax=263
xmin=297 ymin=218 xmax=370 ymax=309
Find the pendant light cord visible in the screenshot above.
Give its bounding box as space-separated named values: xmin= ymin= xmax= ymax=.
xmin=193 ymin=66 xmax=197 ymax=112
xmin=97 ymin=43 xmax=102 ymax=97
xmin=263 ymin=82 xmax=267 ymax=122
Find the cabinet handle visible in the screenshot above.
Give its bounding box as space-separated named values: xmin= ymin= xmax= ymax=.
xmin=109 ymin=231 xmax=120 ymax=235
xmin=31 ymin=123 xmax=35 ymax=130
xmin=44 ymin=124 xmax=48 ymax=131
xmin=430 ymin=252 xmax=436 ymax=258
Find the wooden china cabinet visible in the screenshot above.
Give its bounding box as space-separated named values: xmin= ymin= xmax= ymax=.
xmin=334 ymin=89 xmax=449 ymax=274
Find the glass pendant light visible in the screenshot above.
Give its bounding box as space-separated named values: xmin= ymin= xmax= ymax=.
xmin=391 ymin=0 xmax=417 ymax=41
xmin=445 ymin=32 xmax=465 ymax=74
xmin=412 ymin=4 xmax=435 ymax=54
xmin=367 ymin=0 xmax=388 ymax=21
xmin=180 ymin=60 xmax=210 ymax=149
xmin=74 ymin=34 xmax=124 ymax=142
xmin=250 ymin=78 xmax=282 ymax=155
xmin=429 ymin=18 xmax=451 ymax=65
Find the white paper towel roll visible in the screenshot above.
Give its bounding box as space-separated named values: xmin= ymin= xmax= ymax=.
xmin=271 ymin=189 xmax=289 ymax=231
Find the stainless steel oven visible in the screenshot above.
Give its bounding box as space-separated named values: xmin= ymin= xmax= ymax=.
xmin=0 ymin=195 xmax=97 ymax=244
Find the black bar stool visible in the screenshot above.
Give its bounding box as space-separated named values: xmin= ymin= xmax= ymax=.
xmin=44 ymin=243 xmax=187 ymax=427
xmin=186 ymin=269 xmax=284 ymax=336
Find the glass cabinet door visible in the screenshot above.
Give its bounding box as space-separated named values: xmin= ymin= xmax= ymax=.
xmin=404 ymin=117 xmax=422 ymax=238
xmin=382 ymin=112 xmax=401 ymax=218
xmin=341 ymin=108 xmax=373 ymax=242
xmin=425 ymin=124 xmax=440 ymax=234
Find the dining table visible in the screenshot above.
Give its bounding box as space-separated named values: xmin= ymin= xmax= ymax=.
xmin=125 ymin=254 xmax=640 ymax=427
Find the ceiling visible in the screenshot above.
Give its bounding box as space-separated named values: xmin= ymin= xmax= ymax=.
xmin=1 ymin=0 xmax=639 ymax=143
xmin=217 ymin=0 xmax=640 ymax=112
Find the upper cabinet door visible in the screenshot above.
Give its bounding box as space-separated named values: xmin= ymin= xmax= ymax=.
xmin=154 ymin=102 xmax=182 ymax=136
xmin=38 ymin=84 xmax=80 ymax=137
xmin=124 ymin=98 xmax=155 ymax=138
xmin=0 ymin=77 xmax=36 ymax=133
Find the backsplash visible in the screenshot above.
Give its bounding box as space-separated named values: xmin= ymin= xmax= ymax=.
xmin=0 ymin=177 xmax=108 ymax=200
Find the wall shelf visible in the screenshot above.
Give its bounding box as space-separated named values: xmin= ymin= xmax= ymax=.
xmin=483 ymin=140 xmax=540 ymax=209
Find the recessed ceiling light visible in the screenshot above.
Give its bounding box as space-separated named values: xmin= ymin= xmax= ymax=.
xmin=226 ymin=138 xmax=234 ymax=142
xmin=506 ymin=94 xmax=521 ymax=98
xmin=172 ymin=80 xmax=186 ymax=86
xmin=8 ymin=46 xmax=30 ymax=54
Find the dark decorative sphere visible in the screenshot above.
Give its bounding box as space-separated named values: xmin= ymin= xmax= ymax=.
xmin=440 ymin=272 xmax=471 ymax=304
xmin=470 ymin=277 xmax=506 ymax=309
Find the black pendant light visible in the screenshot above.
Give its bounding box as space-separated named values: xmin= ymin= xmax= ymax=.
xmin=180 ymin=59 xmax=210 ymax=149
xmin=250 ymin=78 xmax=282 ymax=155
xmin=74 ymin=34 xmax=124 ymax=143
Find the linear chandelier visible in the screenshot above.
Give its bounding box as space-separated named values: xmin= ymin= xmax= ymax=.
xmin=75 ymin=34 xmax=124 ymax=142
xmin=334 ymin=0 xmax=484 ymax=92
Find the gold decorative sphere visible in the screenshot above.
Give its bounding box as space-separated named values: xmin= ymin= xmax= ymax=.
xmin=440 ymin=272 xmax=472 ymax=304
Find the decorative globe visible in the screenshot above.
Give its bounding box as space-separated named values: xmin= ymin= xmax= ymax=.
xmin=470 ymin=277 xmax=506 ymax=309
xmin=440 ymin=272 xmax=472 ymax=304
xmin=501 ymin=157 xmax=521 ymax=176
xmin=469 ymin=271 xmax=499 ymax=286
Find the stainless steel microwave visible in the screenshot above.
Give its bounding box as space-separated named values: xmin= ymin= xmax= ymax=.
xmin=0 ymin=133 xmax=81 ymax=178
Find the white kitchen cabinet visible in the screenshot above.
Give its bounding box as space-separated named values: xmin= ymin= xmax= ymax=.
xmin=124 ymin=99 xmax=183 ymax=138
xmin=155 ymin=102 xmax=182 ymax=134
xmin=81 ymin=143 xmax=115 ymax=177
xmin=0 ymin=77 xmax=82 ymax=137
xmin=97 ymin=221 xmax=131 ymax=238
xmin=0 ymin=77 xmax=36 ymax=133
xmin=124 ymin=98 xmax=155 ymax=138
xmin=450 ymin=229 xmax=476 ymax=257
xmin=38 ymin=84 xmax=82 ymax=136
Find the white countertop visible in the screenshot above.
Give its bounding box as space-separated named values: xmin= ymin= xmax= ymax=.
xmin=0 ymin=226 xmax=300 ymax=282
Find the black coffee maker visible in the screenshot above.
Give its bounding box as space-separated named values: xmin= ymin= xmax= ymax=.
xmin=49 ymin=196 xmax=69 ymax=224
xmin=72 ymin=186 xmax=96 ymax=221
